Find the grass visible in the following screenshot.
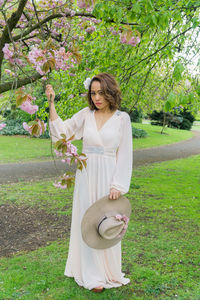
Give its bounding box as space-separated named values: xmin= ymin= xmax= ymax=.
xmin=0 ymin=124 xmax=194 ymax=163
xmin=192 ymin=125 xmax=200 ymax=131
xmin=0 ymin=135 xmax=82 ymax=164
xmin=0 ymin=136 xmax=51 ymax=163
xmin=132 ymin=123 xmax=193 ymax=149
xmin=0 ymin=155 xmax=199 ymax=299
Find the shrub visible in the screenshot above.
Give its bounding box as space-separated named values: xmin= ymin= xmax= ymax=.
xmin=0 ymin=119 xmax=49 ymax=138
xmin=148 ymin=109 xmax=195 ymax=130
xmin=0 ymin=119 xmax=28 ymax=136
xmin=132 ymin=126 xmax=148 ymax=138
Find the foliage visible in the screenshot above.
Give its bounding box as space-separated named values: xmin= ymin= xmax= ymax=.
xmin=53 ymin=133 xmax=87 ymax=189
xmin=122 ymin=107 xmax=143 ymax=123
xmin=149 ymin=109 xmax=195 ymax=130
xmin=0 ymin=119 xmax=49 ymax=137
xmin=132 ymin=126 xmax=148 ymax=138
xmin=0 ymin=119 xmax=28 ymax=136
xmin=0 ymin=0 xmax=200 ymax=114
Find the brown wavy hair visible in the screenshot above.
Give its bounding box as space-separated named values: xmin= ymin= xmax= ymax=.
xmin=87 ymin=73 xmax=122 ymax=111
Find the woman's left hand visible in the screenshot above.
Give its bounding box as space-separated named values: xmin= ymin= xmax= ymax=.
xmin=109 ymin=188 xmax=121 ymax=200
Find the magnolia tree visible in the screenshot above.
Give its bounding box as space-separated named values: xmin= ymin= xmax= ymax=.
xmin=0 ymin=0 xmax=200 ymax=187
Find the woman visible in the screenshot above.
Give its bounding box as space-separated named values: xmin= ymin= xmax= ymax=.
xmin=46 ymin=73 xmax=133 ymax=292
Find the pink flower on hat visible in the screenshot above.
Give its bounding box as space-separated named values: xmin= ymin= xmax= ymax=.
xmin=115 ymin=214 xmax=129 ymax=237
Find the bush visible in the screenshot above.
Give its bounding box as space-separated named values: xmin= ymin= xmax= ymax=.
xmin=0 ymin=119 xmax=49 ymax=138
xmin=132 ymin=126 xmax=148 ymax=138
xmin=148 ymin=109 xmax=195 ymax=130
xmin=0 ymin=119 xmax=28 ymax=136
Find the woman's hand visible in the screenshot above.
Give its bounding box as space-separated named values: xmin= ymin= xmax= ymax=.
xmin=109 ymin=188 xmax=121 ymax=200
xmin=45 ymin=84 xmax=55 ymax=105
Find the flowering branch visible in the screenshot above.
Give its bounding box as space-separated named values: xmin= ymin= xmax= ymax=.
xmin=53 ymin=133 xmax=87 ymax=189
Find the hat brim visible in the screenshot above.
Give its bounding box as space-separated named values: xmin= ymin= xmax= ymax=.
xmin=81 ymin=195 xmax=131 ymax=249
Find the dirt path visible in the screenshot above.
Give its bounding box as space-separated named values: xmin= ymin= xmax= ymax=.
xmin=1 ymin=130 xmax=200 ymax=257
xmin=0 ymin=131 xmax=200 ymax=184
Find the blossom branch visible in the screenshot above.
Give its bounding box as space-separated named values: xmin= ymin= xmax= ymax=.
xmin=0 ymin=72 xmax=43 ymax=94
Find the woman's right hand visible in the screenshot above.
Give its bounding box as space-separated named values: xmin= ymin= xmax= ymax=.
xmin=45 ymin=84 xmax=55 ymax=105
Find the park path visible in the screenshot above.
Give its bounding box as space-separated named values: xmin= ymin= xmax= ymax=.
xmin=0 ymin=131 xmax=200 ymax=184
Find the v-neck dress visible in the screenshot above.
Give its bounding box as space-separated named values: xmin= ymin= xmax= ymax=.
xmin=49 ymin=107 xmax=133 ymax=290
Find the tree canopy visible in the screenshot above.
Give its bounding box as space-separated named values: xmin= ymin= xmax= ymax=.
xmin=0 ymin=0 xmax=200 ymax=121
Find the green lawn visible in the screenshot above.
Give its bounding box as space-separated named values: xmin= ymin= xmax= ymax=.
xmin=192 ymin=125 xmax=200 ymax=131
xmin=132 ymin=123 xmax=193 ymax=149
xmin=0 ymin=136 xmax=52 ymax=163
xmin=0 ymin=135 xmax=82 ymax=164
xmin=0 ymin=155 xmax=199 ymax=299
xmin=0 ymin=123 xmax=194 ymax=163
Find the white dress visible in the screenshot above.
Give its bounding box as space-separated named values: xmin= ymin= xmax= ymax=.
xmin=49 ymin=107 xmax=133 ymax=290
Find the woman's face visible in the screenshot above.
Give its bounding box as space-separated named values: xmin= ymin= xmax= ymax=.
xmin=90 ymin=81 xmax=109 ymax=111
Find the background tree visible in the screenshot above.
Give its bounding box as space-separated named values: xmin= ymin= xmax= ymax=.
xmin=0 ymin=0 xmax=199 ymax=126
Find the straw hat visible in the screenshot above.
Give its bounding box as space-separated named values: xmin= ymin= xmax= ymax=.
xmin=81 ymin=195 xmax=131 ymax=249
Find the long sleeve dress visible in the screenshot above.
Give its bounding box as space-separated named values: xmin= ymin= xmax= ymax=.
xmin=49 ymin=106 xmax=133 ymax=290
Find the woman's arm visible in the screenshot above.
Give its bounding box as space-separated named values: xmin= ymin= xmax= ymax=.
xmin=45 ymin=84 xmax=58 ymax=121
xmin=46 ymin=85 xmax=89 ymax=143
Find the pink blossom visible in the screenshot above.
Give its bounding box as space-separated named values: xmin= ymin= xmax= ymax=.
xmin=77 ymin=0 xmax=87 ymax=8
xmin=54 ymin=149 xmax=63 ymax=157
xmin=20 ymin=100 xmax=38 ymax=115
xmin=127 ymin=36 xmax=141 ymax=46
xmin=5 ymin=69 xmax=15 ymax=76
xmin=0 ymin=123 xmax=6 ymax=131
xmin=69 ymin=94 xmax=74 ymax=99
xmin=70 ymin=144 xmax=78 ymax=156
xmin=79 ymin=36 xmax=85 ymax=41
xmin=23 ymin=120 xmax=46 ymax=137
xmin=120 ymin=35 xmax=127 ymax=44
xmin=2 ymin=44 xmax=13 ymax=60
xmin=69 ymin=73 xmax=76 ymax=76
xmin=85 ymin=26 xmax=95 ymax=34
xmin=53 ymin=182 xmax=67 ymax=189
xmin=70 ymin=10 xmax=76 ymax=16
xmin=64 ymin=8 xmax=71 ymax=14
xmin=120 ymin=33 xmax=140 ymax=46
xmin=23 ymin=122 xmax=32 ymax=135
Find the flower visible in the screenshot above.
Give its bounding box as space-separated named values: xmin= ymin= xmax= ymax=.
xmin=23 ymin=120 xmax=46 ymax=137
xmin=115 ymin=214 xmax=122 ymax=220
xmin=77 ymin=0 xmax=86 ymax=8
xmin=85 ymin=26 xmax=95 ymax=34
xmin=20 ymin=100 xmax=38 ymax=115
xmin=84 ymin=77 xmax=91 ymax=89
xmin=115 ymin=214 xmax=129 ymax=237
xmin=2 ymin=43 xmax=13 ymax=60
xmin=0 ymin=123 xmax=6 ymax=131
xmin=53 ymin=182 xmax=67 ymax=189
xmin=120 ymin=33 xmax=140 ymax=47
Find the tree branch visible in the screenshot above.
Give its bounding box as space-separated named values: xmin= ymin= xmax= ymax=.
xmin=0 ymin=0 xmax=28 ymax=79
xmin=0 ymin=72 xmax=43 ymax=94
xmin=125 ymin=25 xmax=194 ymax=72
xmin=12 ymin=12 xmax=140 ymax=43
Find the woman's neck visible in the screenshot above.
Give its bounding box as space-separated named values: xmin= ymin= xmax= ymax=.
xmin=96 ymin=107 xmax=116 ymax=114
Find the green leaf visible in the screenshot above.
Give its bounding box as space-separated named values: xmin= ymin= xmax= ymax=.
xmin=164 ymin=100 xmax=171 ymax=112
xmin=173 ymin=63 xmax=184 ymax=82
